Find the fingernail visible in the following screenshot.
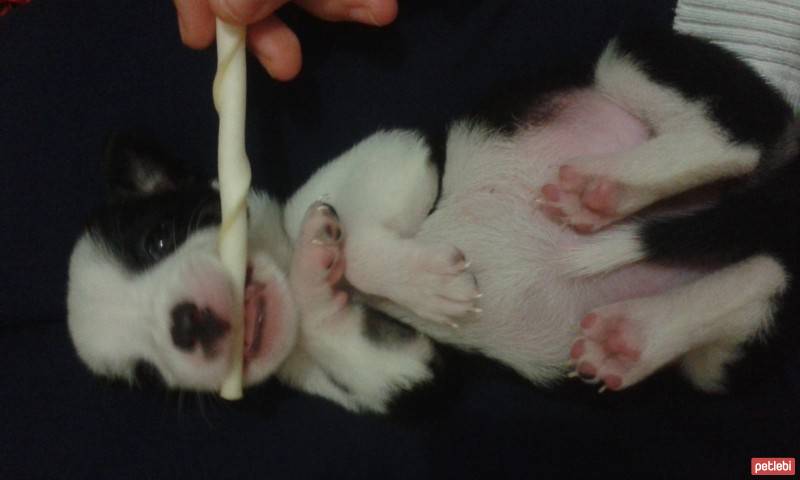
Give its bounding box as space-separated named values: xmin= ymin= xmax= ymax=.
xmin=219 ymin=0 xmax=255 ymax=24
xmin=350 ymin=7 xmax=378 ymax=25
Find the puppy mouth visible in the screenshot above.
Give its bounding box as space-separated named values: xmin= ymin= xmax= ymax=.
xmin=244 ymin=279 xmax=266 ymax=356
xmin=242 ymin=264 xmax=282 ymax=365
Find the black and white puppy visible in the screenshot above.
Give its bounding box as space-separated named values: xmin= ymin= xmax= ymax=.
xmin=67 ymin=30 xmax=797 ymax=413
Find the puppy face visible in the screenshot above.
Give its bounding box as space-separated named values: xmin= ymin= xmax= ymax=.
xmin=67 ymin=134 xmax=297 ymax=391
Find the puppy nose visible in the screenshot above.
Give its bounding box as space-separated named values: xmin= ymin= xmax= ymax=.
xmin=170 ymin=302 xmax=229 ymax=352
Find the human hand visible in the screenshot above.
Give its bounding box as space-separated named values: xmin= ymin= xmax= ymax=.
xmin=173 ymin=0 xmax=398 ymax=81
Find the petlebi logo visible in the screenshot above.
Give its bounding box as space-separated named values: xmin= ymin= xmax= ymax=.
xmin=751 ymin=458 xmax=796 ymax=476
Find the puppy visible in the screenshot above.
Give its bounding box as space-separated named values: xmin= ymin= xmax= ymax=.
xmin=67 ymin=30 xmax=796 ymax=413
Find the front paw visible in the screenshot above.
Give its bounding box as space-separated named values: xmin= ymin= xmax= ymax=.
xmin=289 ymin=203 xmax=348 ymax=318
xmin=397 ymin=244 xmax=481 ymax=326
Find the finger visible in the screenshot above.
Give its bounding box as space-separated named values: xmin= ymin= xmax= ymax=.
xmin=247 ymin=16 xmax=302 ymax=81
xmin=174 ymin=0 xmax=217 ymax=48
xmin=294 ymin=0 xmax=398 ymax=25
xmin=208 ymin=0 xmax=289 ymax=25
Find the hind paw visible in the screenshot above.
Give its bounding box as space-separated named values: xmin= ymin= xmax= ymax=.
xmin=538 ymin=165 xmax=623 ymax=233
xmin=568 ymin=307 xmax=654 ymax=391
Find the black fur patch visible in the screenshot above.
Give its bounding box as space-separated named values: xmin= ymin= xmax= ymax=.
xmin=362 ymin=306 xmax=418 ymax=345
xmin=132 ymin=359 xmax=169 ymax=389
xmin=88 ymin=187 xmax=221 ymax=272
xmin=104 ymin=131 xmax=192 ymax=199
xmin=422 ymin=127 xmax=448 ymax=212
xmin=615 ymin=30 xmax=793 ymax=150
xmin=641 ymin=143 xmax=800 ymax=266
xmin=88 ymin=131 xmax=222 ymax=272
xmin=466 ymin=64 xmax=594 ymax=136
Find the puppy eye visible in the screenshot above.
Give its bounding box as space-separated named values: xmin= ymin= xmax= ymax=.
xmin=144 ymin=221 xmax=176 ymax=261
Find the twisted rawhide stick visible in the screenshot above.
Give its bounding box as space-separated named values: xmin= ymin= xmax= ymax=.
xmin=214 ymin=20 xmax=251 ymax=400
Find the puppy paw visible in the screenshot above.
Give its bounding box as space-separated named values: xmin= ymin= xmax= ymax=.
xmin=397 ymin=244 xmax=481 ymax=327
xmin=568 ymin=302 xmax=673 ymax=391
xmin=290 ymin=203 xmax=348 ymax=318
xmin=538 ymin=165 xmax=623 ymax=233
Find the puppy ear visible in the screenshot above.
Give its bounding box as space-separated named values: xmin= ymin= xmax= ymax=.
xmin=103 ymin=132 xmax=190 ymax=198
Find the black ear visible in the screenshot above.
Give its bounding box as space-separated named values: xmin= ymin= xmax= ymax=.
xmin=103 ymin=132 xmax=190 ymax=198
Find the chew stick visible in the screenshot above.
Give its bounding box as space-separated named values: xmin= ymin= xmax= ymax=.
xmin=213 ymin=20 xmax=251 ymax=400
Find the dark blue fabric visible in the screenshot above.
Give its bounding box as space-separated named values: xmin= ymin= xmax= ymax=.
xmin=2 ymin=1 xmax=797 ymax=479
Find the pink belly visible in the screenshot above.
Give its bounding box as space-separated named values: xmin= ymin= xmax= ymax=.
xmin=509 ymin=89 xmax=699 ymax=312
xmin=519 ymin=89 xmax=651 ymax=164
xmin=531 ymin=91 xmax=700 ymax=308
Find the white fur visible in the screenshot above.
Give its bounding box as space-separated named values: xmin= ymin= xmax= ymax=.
xmin=278 ymin=300 xmax=435 ymax=413
xmin=318 ymin=46 xmax=780 ymax=389
xmin=585 ymin=41 xmax=761 ymax=214
xmin=285 ymin=130 xmax=438 ymax=239
xmin=558 ymin=225 xmax=646 ymax=277
xmin=576 ymin=256 xmax=787 ymax=390
xmin=285 ymin=130 xmax=479 ymax=324
xmin=278 ymin=203 xmax=436 ymax=413
xmin=68 ymin=193 xmax=298 ymax=390
xmin=68 ymin=37 xmax=785 ymax=411
xmin=68 ymin=180 xmax=438 ymax=412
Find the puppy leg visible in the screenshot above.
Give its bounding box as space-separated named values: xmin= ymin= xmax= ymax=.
xmin=540 ymin=37 xmax=764 ymax=232
xmin=568 ymin=255 xmax=786 ymax=391
xmin=289 ymin=202 xmax=478 ymax=327
xmin=284 ymin=202 xmax=436 ymax=413
xmin=288 ymin=202 xmax=349 ymax=326
xmin=345 ymin=227 xmax=480 ymax=325
xmin=282 ymin=202 xmax=361 ymax=408
xmin=540 ymin=138 xmax=758 ymax=233
xmin=285 ymin=130 xmax=479 ymax=325
xmin=559 ymin=225 xmax=645 ymax=277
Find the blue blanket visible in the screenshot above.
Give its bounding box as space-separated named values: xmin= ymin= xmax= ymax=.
xmin=2 ymin=1 xmax=797 ymax=478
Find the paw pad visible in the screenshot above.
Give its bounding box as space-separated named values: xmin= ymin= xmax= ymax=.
xmin=537 ymin=165 xmax=623 ymax=233
xmin=567 ymin=310 xmax=648 ymax=392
